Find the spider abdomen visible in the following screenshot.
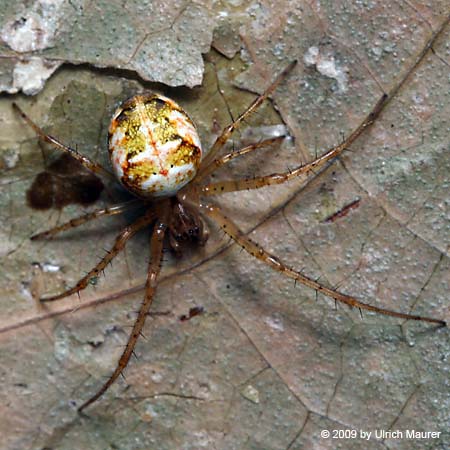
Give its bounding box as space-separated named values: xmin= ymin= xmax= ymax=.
xmin=108 ymin=93 xmax=202 ymax=198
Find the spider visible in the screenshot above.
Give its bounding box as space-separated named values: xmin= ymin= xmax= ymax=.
xmin=13 ymin=55 xmax=445 ymax=413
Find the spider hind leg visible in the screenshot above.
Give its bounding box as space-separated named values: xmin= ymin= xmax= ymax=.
xmin=200 ymin=202 xmax=446 ymax=326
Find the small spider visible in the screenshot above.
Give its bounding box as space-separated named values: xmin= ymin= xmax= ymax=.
xmin=13 ymin=59 xmax=445 ymax=413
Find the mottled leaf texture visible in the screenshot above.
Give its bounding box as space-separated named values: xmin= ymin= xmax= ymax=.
xmin=0 ymin=1 xmax=449 ymax=449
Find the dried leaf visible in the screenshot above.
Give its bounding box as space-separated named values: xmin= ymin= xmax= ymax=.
xmin=0 ymin=2 xmax=449 ymax=449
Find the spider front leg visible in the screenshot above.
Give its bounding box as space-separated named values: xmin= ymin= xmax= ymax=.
xmin=200 ymin=202 xmax=446 ymax=326
xmin=78 ymin=209 xmax=168 ymax=412
xmin=198 ymin=136 xmax=286 ymax=181
xmin=12 ymin=102 xmax=115 ymax=180
xmin=31 ymin=199 xmax=141 ymax=240
xmin=200 ymin=17 xmax=448 ymax=196
xmin=201 ymin=93 xmax=387 ymax=195
xmin=196 ymin=60 xmax=297 ymax=181
xmin=41 ymin=209 xmax=155 ymax=302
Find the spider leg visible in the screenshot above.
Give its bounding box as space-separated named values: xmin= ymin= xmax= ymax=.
xmin=200 ymin=202 xmax=446 ymax=326
xmin=31 ymin=199 xmax=142 ymax=240
xmin=41 ymin=209 xmax=155 ymax=302
xmin=201 ymin=94 xmax=387 ymax=196
xmin=200 ymin=18 xmax=450 ymax=196
xmin=198 ymin=136 xmax=285 ymax=180
xmin=78 ymin=210 xmax=168 ymax=412
xmin=12 ymin=102 xmax=115 ymax=180
xmin=196 ymin=60 xmax=297 ymax=181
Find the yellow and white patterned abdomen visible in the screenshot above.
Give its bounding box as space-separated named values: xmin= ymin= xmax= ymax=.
xmin=108 ymin=93 xmax=202 ymax=198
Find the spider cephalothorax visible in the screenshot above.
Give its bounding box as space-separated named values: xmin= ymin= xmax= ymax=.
xmin=165 ymin=199 xmax=208 ymax=256
xmin=13 ymin=44 xmax=446 ymax=413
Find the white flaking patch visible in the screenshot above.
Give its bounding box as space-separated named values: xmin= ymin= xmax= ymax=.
xmin=241 ymin=124 xmax=288 ymax=141
xmin=304 ymin=46 xmax=348 ymax=93
xmin=2 ymin=147 xmax=20 ymax=169
xmin=241 ymin=385 xmax=260 ymax=404
xmin=264 ymin=315 xmax=285 ymax=332
xmin=1 ymin=0 xmax=65 ymax=52
xmin=42 ymin=263 xmax=61 ymax=273
xmin=11 ymin=57 xmax=61 ymax=95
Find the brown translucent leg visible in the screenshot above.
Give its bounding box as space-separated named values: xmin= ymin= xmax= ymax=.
xmin=78 ymin=212 xmax=168 ymax=412
xmin=200 ymin=202 xmax=446 ymax=326
xmin=201 ymin=94 xmax=387 ymax=196
xmin=196 ymin=60 xmax=297 ymax=181
xmin=198 ymin=136 xmax=286 ymax=181
xmin=41 ymin=210 xmax=155 ymax=302
xmin=12 ymin=103 xmax=115 ymax=180
xmin=31 ymin=199 xmax=141 ymax=240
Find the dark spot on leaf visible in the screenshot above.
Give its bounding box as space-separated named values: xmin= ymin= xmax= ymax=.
xmin=26 ymin=153 xmax=104 ymax=210
xmin=179 ymin=306 xmax=205 ymax=321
